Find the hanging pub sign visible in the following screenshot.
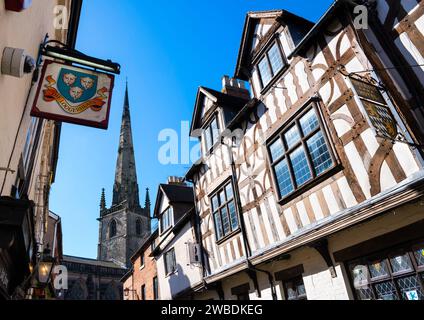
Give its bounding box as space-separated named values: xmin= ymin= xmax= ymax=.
xmin=350 ymin=77 xmax=398 ymax=140
xmin=31 ymin=60 xmax=115 ymax=129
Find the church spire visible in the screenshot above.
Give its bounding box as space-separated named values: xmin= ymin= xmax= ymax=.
xmin=112 ymin=82 xmax=141 ymax=209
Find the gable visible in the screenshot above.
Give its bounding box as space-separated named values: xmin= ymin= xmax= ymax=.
xmin=251 ymin=17 xmax=277 ymax=52
xmin=200 ymin=95 xmax=215 ymax=118
xmin=235 ymin=10 xmax=314 ymax=80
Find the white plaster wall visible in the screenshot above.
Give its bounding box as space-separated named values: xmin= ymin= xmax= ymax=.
xmin=156 ymin=222 xmax=202 ymax=300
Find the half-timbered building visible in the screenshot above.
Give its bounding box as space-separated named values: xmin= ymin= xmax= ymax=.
xmin=186 ymin=0 xmax=424 ymax=300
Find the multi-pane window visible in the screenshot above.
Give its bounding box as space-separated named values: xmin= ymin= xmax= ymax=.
xmin=160 ymin=207 xmax=173 ymax=233
xmin=349 ymin=245 xmax=424 ymax=300
xmin=283 ymin=277 xmax=307 ymax=300
xmin=257 ymin=42 xmax=285 ymax=88
xmin=164 ymin=248 xmax=177 ymax=275
xmin=204 ymin=117 xmax=220 ymax=153
xmin=268 ymin=106 xmax=334 ymax=200
xmin=153 ymin=277 xmax=159 ymax=300
xmin=211 ymin=181 xmax=239 ymax=241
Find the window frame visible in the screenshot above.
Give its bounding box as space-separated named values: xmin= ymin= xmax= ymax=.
xmin=153 ymin=276 xmax=159 ymax=300
xmin=255 ymin=39 xmax=287 ymax=93
xmin=203 ymin=114 xmax=221 ymax=155
xmin=140 ymin=284 xmax=146 ymax=300
xmin=164 ymin=248 xmax=177 ymax=276
xmin=209 ymin=179 xmax=241 ymax=243
xmin=283 ymin=276 xmax=308 ymax=301
xmin=347 ymin=243 xmax=424 ymax=301
xmin=267 ymin=103 xmax=338 ymax=203
xmin=139 ymin=253 xmax=145 ymax=270
xmin=160 ymin=206 xmax=173 ymax=234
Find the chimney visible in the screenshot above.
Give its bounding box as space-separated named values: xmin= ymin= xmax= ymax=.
xmin=167 ymin=176 xmax=186 ymax=186
xmin=221 ymin=75 xmax=250 ymax=100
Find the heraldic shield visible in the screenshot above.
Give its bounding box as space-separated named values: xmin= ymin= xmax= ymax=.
xmin=58 ymin=68 xmax=98 ymax=103
xmin=31 ymin=60 xmax=114 ymax=129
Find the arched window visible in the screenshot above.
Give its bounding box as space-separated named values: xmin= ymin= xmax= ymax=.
xmin=136 ymin=219 xmax=142 ymax=236
xmin=109 ymin=219 xmax=117 ymax=238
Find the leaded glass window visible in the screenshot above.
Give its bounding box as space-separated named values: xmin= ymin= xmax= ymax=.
xmin=204 ymin=117 xmax=220 ymax=153
xmin=389 ymin=254 xmax=413 ymax=274
xmin=349 ymin=245 xmax=424 ymax=300
xmin=258 ymin=57 xmax=272 ymax=87
xmin=414 ymin=247 xmax=424 ymax=267
xmin=268 ymin=105 xmax=334 ymax=200
xmin=284 ymin=277 xmax=307 ymax=300
xmin=211 ymin=181 xmax=239 ymax=241
xmin=257 ymin=41 xmax=286 ymax=88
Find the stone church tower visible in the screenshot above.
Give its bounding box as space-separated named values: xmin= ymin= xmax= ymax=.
xmin=97 ymin=83 xmax=151 ymax=268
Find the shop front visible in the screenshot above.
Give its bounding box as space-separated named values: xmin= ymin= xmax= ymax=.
xmin=334 ymin=219 xmax=424 ymax=300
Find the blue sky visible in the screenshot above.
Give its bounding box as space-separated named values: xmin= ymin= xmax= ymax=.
xmin=50 ymin=0 xmax=334 ymax=259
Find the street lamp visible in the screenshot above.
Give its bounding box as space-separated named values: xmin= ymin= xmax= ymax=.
xmin=37 ymin=246 xmax=55 ymax=286
xmin=123 ymin=287 xmax=137 ymax=300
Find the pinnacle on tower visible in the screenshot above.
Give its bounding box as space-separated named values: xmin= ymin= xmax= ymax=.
xmin=145 ymin=188 xmax=151 ymax=215
xmin=100 ymin=188 xmax=106 ymax=211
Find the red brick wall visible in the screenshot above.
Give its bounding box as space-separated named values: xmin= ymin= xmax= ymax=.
xmin=124 ymin=244 xmax=158 ymax=300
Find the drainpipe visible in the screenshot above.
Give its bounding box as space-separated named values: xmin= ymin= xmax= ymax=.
xmin=185 ymin=176 xmax=209 ymax=292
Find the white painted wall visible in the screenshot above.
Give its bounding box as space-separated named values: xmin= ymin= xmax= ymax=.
xmin=156 ymin=221 xmax=203 ymax=300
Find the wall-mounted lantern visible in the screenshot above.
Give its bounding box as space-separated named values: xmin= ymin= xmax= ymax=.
xmin=37 ymin=247 xmax=55 ymax=286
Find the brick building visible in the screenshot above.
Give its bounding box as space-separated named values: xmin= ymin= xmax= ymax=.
xmin=122 ymin=230 xmax=159 ymax=300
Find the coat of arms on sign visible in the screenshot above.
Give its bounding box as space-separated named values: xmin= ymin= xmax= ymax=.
xmin=31 ymin=60 xmax=114 ymax=129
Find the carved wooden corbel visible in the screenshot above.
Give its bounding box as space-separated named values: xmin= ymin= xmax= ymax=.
xmin=310 ymin=238 xmax=337 ymax=278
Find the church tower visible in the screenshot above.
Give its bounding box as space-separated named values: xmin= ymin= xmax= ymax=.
xmin=97 ymin=82 xmax=151 ymax=268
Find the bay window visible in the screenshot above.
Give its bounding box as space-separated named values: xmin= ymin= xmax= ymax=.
xmin=211 ymin=181 xmax=239 ymax=241
xmin=268 ymin=104 xmax=334 ymax=200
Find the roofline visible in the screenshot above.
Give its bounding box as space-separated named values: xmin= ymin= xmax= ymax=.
xmin=234 ymin=9 xmax=314 ymax=80
xmin=120 ymin=267 xmax=134 ymax=283
xmin=153 ymin=183 xmax=194 ymax=218
xmin=150 ymin=208 xmax=194 ymax=257
xmin=190 ymin=86 xmax=220 ymax=136
xmin=130 ymin=229 xmax=159 ymax=262
xmin=62 ymin=255 xmax=127 ymax=269
xmin=287 ymin=0 xmax=344 ymax=59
